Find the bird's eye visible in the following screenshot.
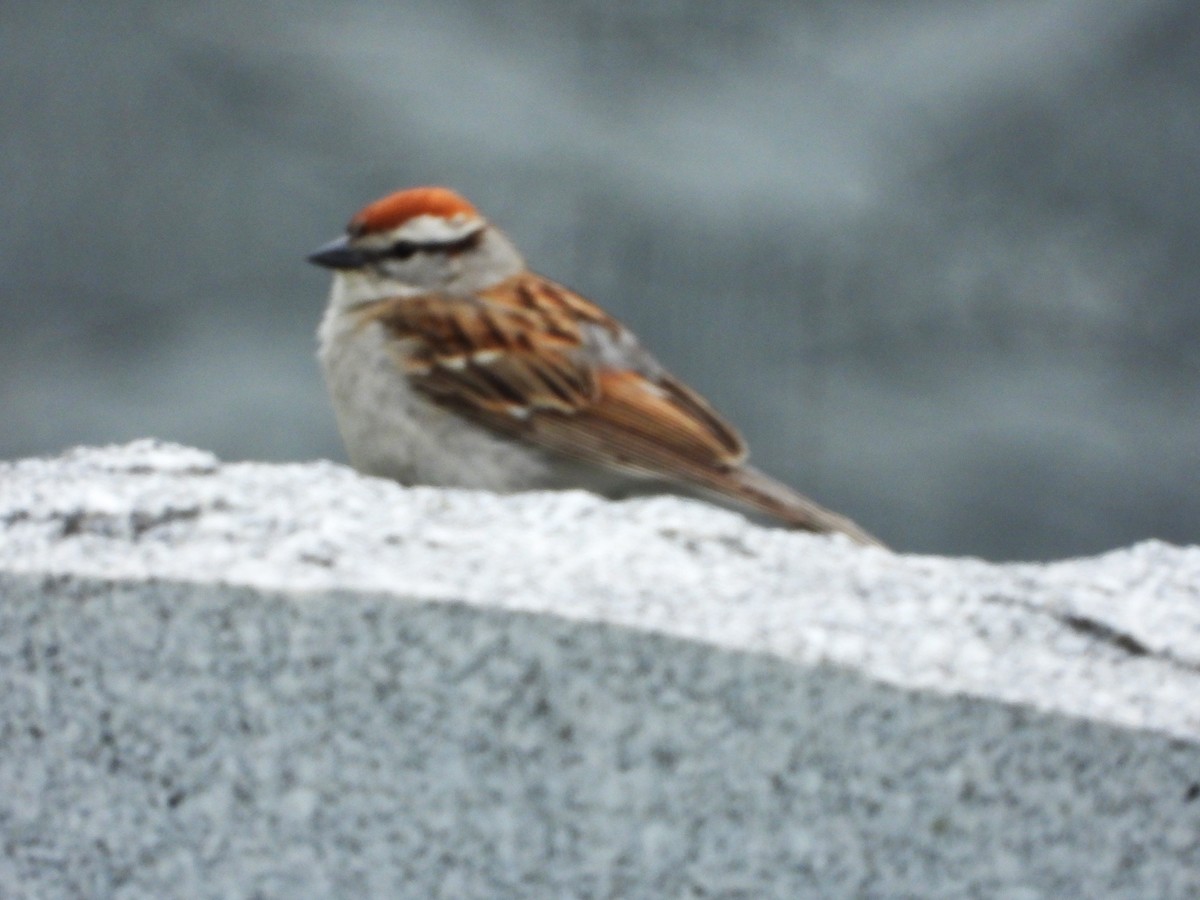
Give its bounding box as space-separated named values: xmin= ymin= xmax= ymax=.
xmin=389 ymin=240 xmax=418 ymax=260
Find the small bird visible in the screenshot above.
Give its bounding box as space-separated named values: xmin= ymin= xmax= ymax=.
xmin=309 ymin=186 xmax=881 ymax=546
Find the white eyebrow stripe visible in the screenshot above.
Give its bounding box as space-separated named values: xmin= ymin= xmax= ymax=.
xmin=388 ymin=213 xmax=483 ymax=244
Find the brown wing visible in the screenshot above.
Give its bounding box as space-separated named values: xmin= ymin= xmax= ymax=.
xmin=356 ymin=273 xmax=748 ymax=479
xmin=356 ymin=273 xmax=884 ymax=545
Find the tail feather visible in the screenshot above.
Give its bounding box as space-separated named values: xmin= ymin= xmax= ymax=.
xmin=704 ymin=465 xmax=885 ymax=548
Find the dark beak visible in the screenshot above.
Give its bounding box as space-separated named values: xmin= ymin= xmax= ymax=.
xmin=308 ymin=235 xmax=368 ymax=270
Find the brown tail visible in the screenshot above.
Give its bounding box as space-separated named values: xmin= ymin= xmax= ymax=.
xmin=704 ymin=465 xmax=886 ymax=548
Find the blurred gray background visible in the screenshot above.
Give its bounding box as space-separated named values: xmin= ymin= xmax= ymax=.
xmin=2 ymin=1 xmax=1197 ymax=560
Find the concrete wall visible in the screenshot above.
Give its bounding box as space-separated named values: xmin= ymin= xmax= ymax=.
xmin=2 ymin=441 xmax=1198 ymax=897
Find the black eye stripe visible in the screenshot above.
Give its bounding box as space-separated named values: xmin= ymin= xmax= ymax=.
xmin=381 ymin=228 xmax=484 ymax=262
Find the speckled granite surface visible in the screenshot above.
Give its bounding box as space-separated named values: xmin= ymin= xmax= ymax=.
xmin=2 ymin=441 xmax=1198 ymax=897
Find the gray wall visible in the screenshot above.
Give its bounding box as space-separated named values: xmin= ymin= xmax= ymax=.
xmin=2 ymin=1 xmax=1197 ymax=559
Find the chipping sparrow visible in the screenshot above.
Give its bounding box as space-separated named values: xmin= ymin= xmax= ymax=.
xmin=309 ymin=186 xmax=881 ymax=546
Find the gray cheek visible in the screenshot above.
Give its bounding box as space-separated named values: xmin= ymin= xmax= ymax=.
xmin=376 ymin=260 xmax=406 ymax=281
xmin=383 ymin=255 xmax=457 ymax=290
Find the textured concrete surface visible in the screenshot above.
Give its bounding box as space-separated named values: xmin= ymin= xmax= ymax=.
xmin=1 ymin=440 xmax=1199 ymax=898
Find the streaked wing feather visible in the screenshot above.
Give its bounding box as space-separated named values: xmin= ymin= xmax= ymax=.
xmin=358 ymin=274 xmax=747 ymax=477
xmin=356 ymin=274 xmax=883 ymax=545
xmin=543 ymin=370 xmax=744 ymax=474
